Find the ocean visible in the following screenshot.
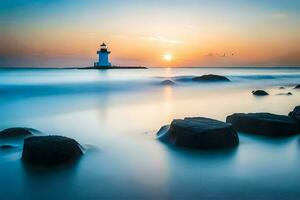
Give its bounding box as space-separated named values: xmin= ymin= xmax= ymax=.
xmin=0 ymin=67 xmax=300 ymax=199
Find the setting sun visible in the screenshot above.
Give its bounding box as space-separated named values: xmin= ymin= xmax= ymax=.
xmin=163 ymin=53 xmax=173 ymax=62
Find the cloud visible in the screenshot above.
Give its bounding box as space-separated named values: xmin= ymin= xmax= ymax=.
xmin=271 ymin=13 xmax=288 ymax=19
xmin=206 ymin=52 xmax=235 ymax=57
xmin=139 ymin=36 xmax=184 ymax=45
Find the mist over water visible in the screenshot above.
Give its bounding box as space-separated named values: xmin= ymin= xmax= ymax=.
xmin=0 ymin=67 xmax=300 ymax=199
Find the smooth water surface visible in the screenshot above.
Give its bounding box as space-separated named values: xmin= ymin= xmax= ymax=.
xmin=0 ymin=67 xmax=300 ymax=199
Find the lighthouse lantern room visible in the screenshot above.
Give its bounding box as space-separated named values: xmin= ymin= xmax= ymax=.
xmin=94 ymin=43 xmax=112 ymax=67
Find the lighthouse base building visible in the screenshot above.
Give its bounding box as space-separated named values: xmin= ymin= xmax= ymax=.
xmin=94 ymin=43 xmax=112 ymax=67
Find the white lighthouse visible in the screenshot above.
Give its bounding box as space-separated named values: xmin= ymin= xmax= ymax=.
xmin=94 ymin=43 xmax=112 ymax=67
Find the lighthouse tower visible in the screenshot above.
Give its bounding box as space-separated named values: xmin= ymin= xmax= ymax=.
xmin=94 ymin=43 xmax=111 ymax=67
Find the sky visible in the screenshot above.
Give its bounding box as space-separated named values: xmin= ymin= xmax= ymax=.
xmin=0 ymin=0 xmax=300 ymax=67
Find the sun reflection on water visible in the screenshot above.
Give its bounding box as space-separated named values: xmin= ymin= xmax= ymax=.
xmin=162 ymin=86 xmax=174 ymax=122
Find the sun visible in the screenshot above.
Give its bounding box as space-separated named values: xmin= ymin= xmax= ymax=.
xmin=163 ymin=53 xmax=173 ymax=61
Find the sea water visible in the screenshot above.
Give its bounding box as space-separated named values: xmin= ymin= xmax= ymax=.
xmin=0 ymin=67 xmax=300 ymax=199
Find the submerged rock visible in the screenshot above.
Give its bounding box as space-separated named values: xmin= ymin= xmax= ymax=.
xmin=22 ymin=136 xmax=83 ymax=166
xmin=192 ymin=74 xmax=230 ymax=82
xmin=289 ymin=106 xmax=300 ymax=122
xmin=160 ymin=80 xmax=176 ymax=86
xmin=0 ymin=128 xmax=34 ymax=138
xmin=252 ymin=90 xmax=269 ymax=96
xmin=0 ymin=144 xmax=16 ymax=150
xmin=226 ymin=113 xmax=300 ymax=136
xmin=157 ymin=117 xmax=239 ymax=149
xmin=294 ymin=85 xmax=300 ymax=89
xmin=277 ymin=92 xmax=292 ymax=95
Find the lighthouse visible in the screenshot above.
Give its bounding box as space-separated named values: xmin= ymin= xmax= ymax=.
xmin=94 ymin=43 xmax=112 ymax=67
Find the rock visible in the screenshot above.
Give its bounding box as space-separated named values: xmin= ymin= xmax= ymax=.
xmin=294 ymin=84 xmax=300 ymax=89
xmin=0 ymin=128 xmax=34 ymax=138
xmin=289 ymin=106 xmax=300 ymax=122
xmin=160 ymin=80 xmax=176 ymax=86
xmin=226 ymin=113 xmax=300 ymax=136
xmin=156 ymin=125 xmax=171 ymax=143
xmin=252 ymin=90 xmax=269 ymax=96
xmin=0 ymin=144 xmax=16 ymax=150
xmin=22 ymin=136 xmax=83 ymax=166
xmin=277 ymin=92 xmax=292 ymax=95
xmin=157 ymin=117 xmax=239 ymax=149
xmin=279 ymin=86 xmax=285 ymax=89
xmin=192 ymin=74 xmax=230 ymax=82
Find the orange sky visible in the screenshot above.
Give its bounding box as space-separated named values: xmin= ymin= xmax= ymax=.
xmin=0 ymin=0 xmax=300 ymax=67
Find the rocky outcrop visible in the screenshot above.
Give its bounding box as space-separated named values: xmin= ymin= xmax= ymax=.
xmin=157 ymin=117 xmax=239 ymax=149
xmin=252 ymin=90 xmax=269 ymax=96
xmin=294 ymin=85 xmax=300 ymax=89
xmin=289 ymin=106 xmax=300 ymax=122
xmin=160 ymin=80 xmax=176 ymax=86
xmin=226 ymin=113 xmax=300 ymax=136
xmin=22 ymin=136 xmax=83 ymax=166
xmin=277 ymin=92 xmax=292 ymax=95
xmin=0 ymin=128 xmax=34 ymax=138
xmin=192 ymin=74 xmax=230 ymax=82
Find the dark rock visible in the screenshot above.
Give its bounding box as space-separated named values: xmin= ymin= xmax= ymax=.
xmin=252 ymin=90 xmax=269 ymax=96
xmin=160 ymin=80 xmax=176 ymax=86
xmin=289 ymin=106 xmax=300 ymax=122
xmin=279 ymin=86 xmax=285 ymax=89
xmin=22 ymin=136 xmax=83 ymax=166
xmin=0 ymin=128 xmax=34 ymax=138
xmin=226 ymin=113 xmax=300 ymax=136
xmin=0 ymin=144 xmax=16 ymax=149
xmin=277 ymin=92 xmax=292 ymax=95
xmin=192 ymin=74 xmax=230 ymax=82
xmin=156 ymin=125 xmax=170 ymax=143
xmin=157 ymin=117 xmax=239 ymax=149
xmin=294 ymin=84 xmax=300 ymax=89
